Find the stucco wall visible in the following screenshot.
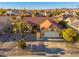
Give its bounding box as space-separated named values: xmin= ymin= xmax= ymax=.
xmin=40 ymin=20 xmax=52 ymax=29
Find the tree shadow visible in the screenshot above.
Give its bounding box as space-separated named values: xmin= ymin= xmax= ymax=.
xmin=0 ymin=55 xmax=6 ymax=57
xmin=47 ymin=48 xmax=65 ymax=55
xmin=0 ymin=48 xmax=11 ymax=57
xmin=0 ymin=48 xmax=11 ymax=52
xmin=27 ymin=44 xmax=65 ymax=56
xmin=0 ymin=32 xmax=36 ymax=42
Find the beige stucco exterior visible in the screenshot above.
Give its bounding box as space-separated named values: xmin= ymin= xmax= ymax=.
xmin=40 ymin=20 xmax=52 ymax=29
xmin=65 ymin=18 xmax=72 ymax=24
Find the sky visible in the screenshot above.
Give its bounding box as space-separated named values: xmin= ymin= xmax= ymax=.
xmin=0 ymin=2 xmax=79 ymax=9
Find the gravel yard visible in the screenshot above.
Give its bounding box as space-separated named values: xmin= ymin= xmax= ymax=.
xmin=0 ymin=41 xmax=79 ymax=57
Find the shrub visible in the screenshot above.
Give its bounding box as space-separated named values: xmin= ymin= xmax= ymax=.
xmin=62 ymin=28 xmax=77 ymax=43
xmin=18 ymin=39 xmax=26 ymax=49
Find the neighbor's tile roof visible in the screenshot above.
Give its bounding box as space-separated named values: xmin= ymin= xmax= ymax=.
xmin=71 ymin=20 xmax=79 ymax=27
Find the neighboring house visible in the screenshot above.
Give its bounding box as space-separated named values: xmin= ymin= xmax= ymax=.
xmin=6 ymin=10 xmax=19 ymax=16
xmin=35 ymin=11 xmax=48 ymax=17
xmin=21 ymin=11 xmax=32 ymax=17
xmin=67 ymin=20 xmax=79 ymax=33
xmin=55 ymin=13 xmax=64 ymax=22
xmin=36 ymin=13 xmax=44 ymax=17
xmin=22 ymin=13 xmax=31 ymax=17
xmin=71 ymin=20 xmax=79 ymax=30
xmin=42 ymin=11 xmax=48 ymax=17
xmin=24 ymin=17 xmax=52 ymax=30
xmin=64 ymin=17 xmax=77 ymax=24
xmin=35 ymin=12 xmax=46 ymax=17
xmin=62 ymin=13 xmax=78 ymax=24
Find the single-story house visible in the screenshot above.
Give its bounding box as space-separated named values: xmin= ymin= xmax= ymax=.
xmin=67 ymin=20 xmax=79 ymax=33
xmin=24 ymin=17 xmax=52 ymax=30
xmin=6 ymin=10 xmax=19 ymax=16
xmin=71 ymin=20 xmax=79 ymax=29
xmin=62 ymin=13 xmax=78 ymax=24
xmin=64 ymin=16 xmax=78 ymax=24
xmin=36 ymin=12 xmax=45 ymax=17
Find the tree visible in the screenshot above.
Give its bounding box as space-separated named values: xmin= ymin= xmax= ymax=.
xmin=13 ymin=19 xmax=28 ymax=38
xmin=0 ymin=9 xmax=6 ymax=14
xmin=58 ymin=20 xmax=67 ymax=28
xmin=52 ymin=10 xmax=61 ymax=16
xmin=76 ymin=12 xmax=79 ymax=16
xmin=47 ymin=11 xmax=53 ymax=17
xmin=31 ymin=10 xmax=37 ymax=17
xmin=18 ymin=39 xmax=26 ymax=49
xmin=9 ymin=16 xmax=25 ymax=38
xmin=9 ymin=16 xmax=32 ymax=39
xmin=62 ymin=28 xmax=77 ymax=43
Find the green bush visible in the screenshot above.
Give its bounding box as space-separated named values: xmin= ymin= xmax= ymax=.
xmin=18 ymin=39 xmax=26 ymax=49
xmin=62 ymin=28 xmax=77 ymax=43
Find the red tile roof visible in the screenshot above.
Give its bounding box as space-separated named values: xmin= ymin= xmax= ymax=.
xmin=24 ymin=17 xmax=50 ymax=25
xmin=49 ymin=16 xmax=55 ymax=22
